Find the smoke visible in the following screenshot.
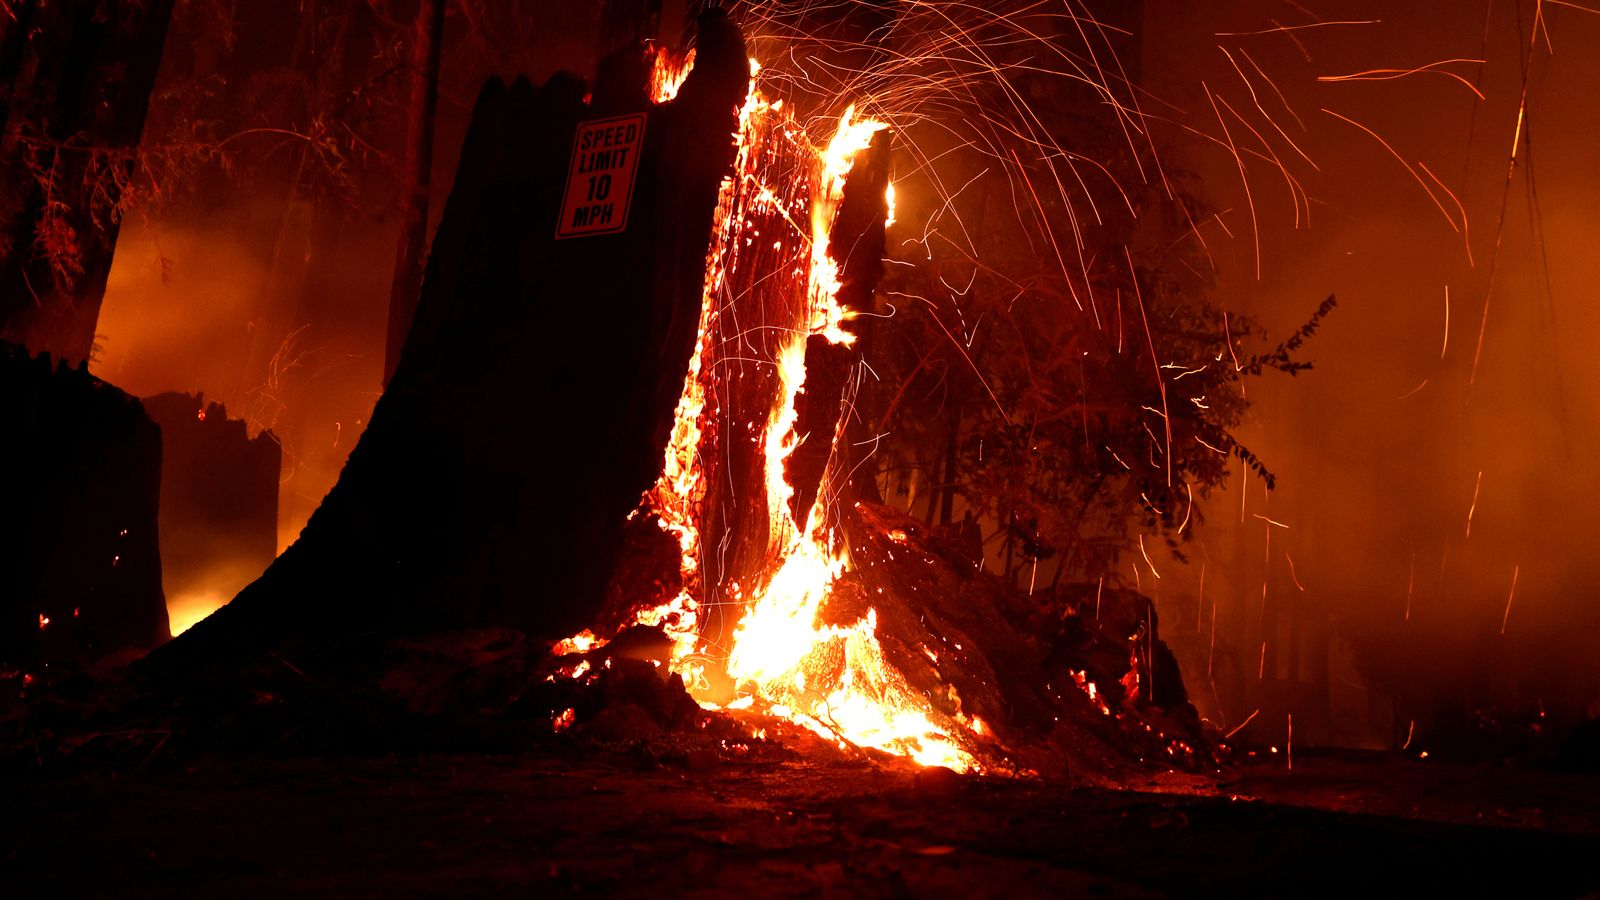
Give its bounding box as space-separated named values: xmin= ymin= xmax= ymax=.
xmin=166 ymin=558 xmax=269 ymax=637
xmin=98 ymin=208 xmax=390 ymax=553
xmin=93 ymin=1 xmax=604 ymax=631
xmin=1140 ymin=0 xmax=1600 ymax=748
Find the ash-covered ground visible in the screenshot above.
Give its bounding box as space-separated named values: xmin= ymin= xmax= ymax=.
xmin=5 ymin=748 xmax=1598 ymax=897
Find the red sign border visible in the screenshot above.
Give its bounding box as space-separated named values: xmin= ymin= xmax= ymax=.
xmin=556 ymin=112 xmax=647 ymax=240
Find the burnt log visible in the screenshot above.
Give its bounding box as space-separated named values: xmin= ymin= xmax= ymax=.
xmin=0 ymin=343 xmax=168 ymax=666
xmin=147 ymin=13 xmax=750 ymax=671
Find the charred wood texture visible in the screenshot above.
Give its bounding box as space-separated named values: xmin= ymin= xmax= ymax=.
xmin=0 ymin=0 xmax=176 ymax=364
xmin=142 ymin=393 xmax=280 ymax=615
xmin=0 ymin=342 xmax=168 ymax=665
xmin=148 ymin=13 xmax=750 ymax=671
xmin=690 ymin=110 xmax=818 ymax=643
xmin=834 ymin=501 xmax=1209 ymax=778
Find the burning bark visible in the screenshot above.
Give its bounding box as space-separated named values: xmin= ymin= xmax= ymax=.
xmin=831 ymin=501 xmax=1209 ymax=778
xmin=142 ymin=393 xmax=280 ymax=636
xmin=787 ymin=129 xmax=890 ymax=520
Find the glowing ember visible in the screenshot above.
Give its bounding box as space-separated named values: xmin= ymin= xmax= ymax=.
xmin=552 ymin=708 xmax=576 ymax=732
xmin=1072 ymin=669 xmax=1113 ymax=716
xmin=552 ymin=629 xmax=600 ymax=656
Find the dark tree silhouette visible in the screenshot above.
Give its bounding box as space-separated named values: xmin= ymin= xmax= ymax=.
xmin=384 ymin=0 xmax=449 ymax=386
xmin=0 ymin=0 xmax=176 ymax=363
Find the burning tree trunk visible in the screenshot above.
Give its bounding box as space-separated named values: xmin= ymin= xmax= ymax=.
xmin=147 ymin=12 xmax=750 ymax=671
xmin=662 ymin=106 xmax=892 ymax=658
xmin=683 ymin=107 xmax=828 ymax=647
xmin=569 ymin=60 xmax=1215 ymax=773
xmin=0 ymin=0 xmax=176 ymax=364
xmin=142 ymin=393 xmax=280 ymax=636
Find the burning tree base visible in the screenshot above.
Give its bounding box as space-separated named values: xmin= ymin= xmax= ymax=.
xmin=1 ymin=618 xmax=911 ymax=775
xmin=4 ymin=503 xmax=1208 ymax=780
xmin=561 ymin=499 xmax=1212 ymax=781
xmin=2 ymin=560 xmax=1205 ymax=784
xmin=832 ymin=502 xmax=1208 ymax=778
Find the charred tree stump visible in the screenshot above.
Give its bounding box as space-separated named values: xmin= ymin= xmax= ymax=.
xmin=685 ymin=121 xmax=892 ymax=646
xmin=142 ymin=393 xmax=280 ymax=627
xmin=788 ymin=130 xmax=891 ymax=520
xmin=690 ymin=109 xmax=822 ymax=641
xmin=0 ymin=343 xmax=168 ymax=666
xmin=147 ymin=13 xmax=750 ymax=672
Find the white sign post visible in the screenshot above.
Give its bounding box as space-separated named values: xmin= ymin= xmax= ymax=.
xmin=556 ymin=112 xmax=647 ymax=239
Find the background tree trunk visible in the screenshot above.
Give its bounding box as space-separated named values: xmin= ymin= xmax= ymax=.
xmin=383 ymin=0 xmax=449 ymax=386
xmin=0 ymin=0 xmax=177 ymax=365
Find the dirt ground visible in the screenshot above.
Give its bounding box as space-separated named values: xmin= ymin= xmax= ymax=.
xmin=5 ymin=748 xmax=1598 ymax=897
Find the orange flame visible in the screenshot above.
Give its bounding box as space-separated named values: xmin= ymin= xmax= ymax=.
xmin=806 ymin=105 xmax=884 ymax=345
xmin=650 ymin=47 xmax=697 ymax=104
xmin=552 ymin=629 xmax=600 ymax=656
